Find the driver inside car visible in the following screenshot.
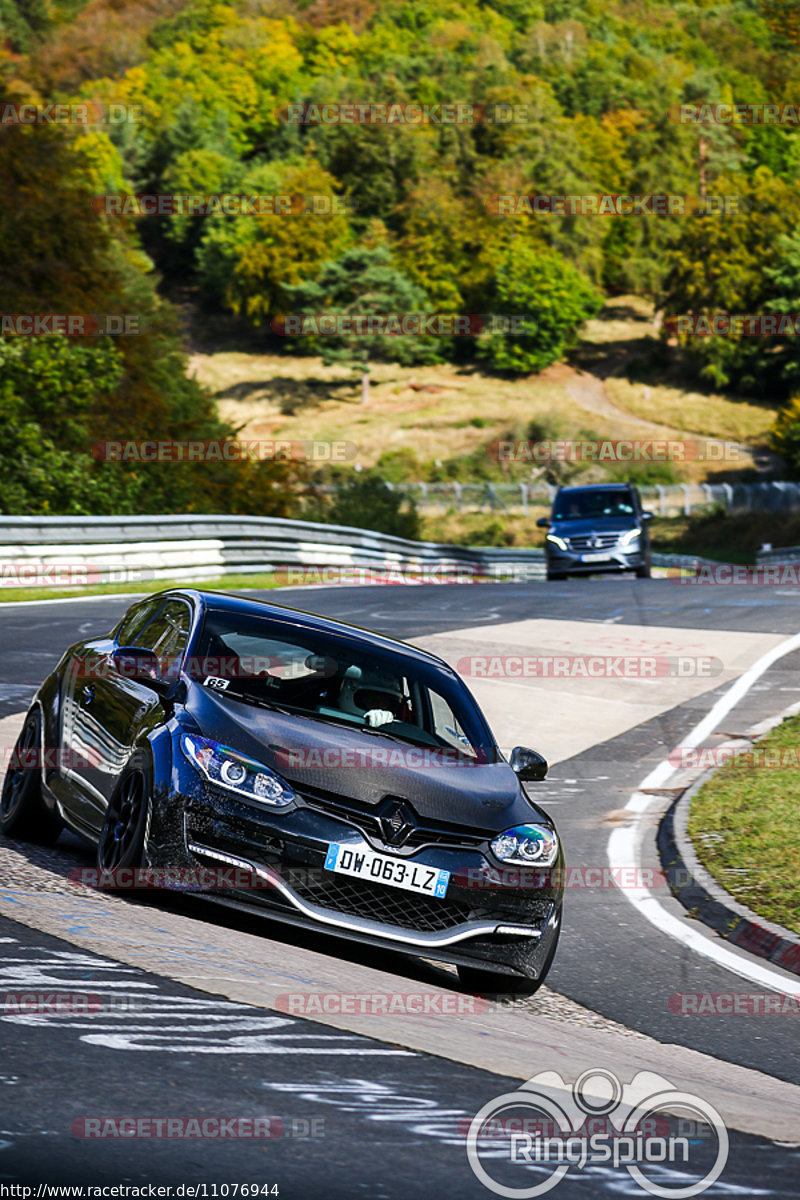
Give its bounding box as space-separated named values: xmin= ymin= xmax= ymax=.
xmin=335 ymin=664 xmax=408 ymax=727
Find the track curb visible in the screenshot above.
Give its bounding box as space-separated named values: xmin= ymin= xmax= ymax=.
xmin=658 ymin=773 xmax=800 ymax=979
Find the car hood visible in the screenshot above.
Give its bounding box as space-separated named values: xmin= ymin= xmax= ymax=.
xmin=550 ymin=516 xmax=638 ymax=536
xmin=184 ymin=686 xmax=549 ymax=832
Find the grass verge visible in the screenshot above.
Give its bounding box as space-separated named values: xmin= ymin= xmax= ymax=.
xmin=0 ymin=573 xmax=286 ymax=605
xmin=688 ymin=714 xmax=800 ymax=935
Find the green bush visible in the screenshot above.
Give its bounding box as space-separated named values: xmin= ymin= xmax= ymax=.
xmin=325 ymin=472 xmax=421 ymax=540
xmin=477 ymin=245 xmax=603 ymax=375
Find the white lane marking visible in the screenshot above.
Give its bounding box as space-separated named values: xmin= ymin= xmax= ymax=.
xmin=82 ymin=1034 xmax=409 ymax=1054
xmin=608 ymin=630 xmax=800 ymax=997
xmin=0 ymin=942 xmax=411 ymax=1057
xmin=265 ymin=1078 xmax=469 ymax=1144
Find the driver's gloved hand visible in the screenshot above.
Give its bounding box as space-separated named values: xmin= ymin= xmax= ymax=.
xmin=365 ymin=709 xmax=395 ymax=727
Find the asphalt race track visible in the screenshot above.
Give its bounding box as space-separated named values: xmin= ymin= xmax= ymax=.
xmin=2 ymin=578 xmax=800 ymax=1196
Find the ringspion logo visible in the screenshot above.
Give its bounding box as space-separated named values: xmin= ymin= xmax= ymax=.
xmin=467 ymin=1068 xmax=728 ymax=1197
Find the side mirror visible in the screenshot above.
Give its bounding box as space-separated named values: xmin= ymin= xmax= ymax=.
xmin=641 ymin=511 xmax=654 ymax=522
xmin=509 ymin=746 xmax=548 ymax=781
xmin=536 ymin=517 xmax=550 ymax=528
xmin=112 ymin=646 xmax=176 ymax=697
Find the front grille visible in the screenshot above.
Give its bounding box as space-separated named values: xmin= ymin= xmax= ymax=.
xmin=567 ymin=533 xmax=620 ymax=551
xmin=299 ymin=784 xmax=487 ymax=850
xmin=301 ymin=786 xmax=384 ymax=836
xmin=291 ymin=871 xmax=474 ymax=932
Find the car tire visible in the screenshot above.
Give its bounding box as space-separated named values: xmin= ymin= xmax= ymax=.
xmin=546 ymin=571 xmax=567 ymax=581
xmin=97 ymin=759 xmax=150 ymax=878
xmin=457 ymin=925 xmax=560 ymax=998
xmin=635 ymin=562 xmax=651 ymax=579
xmin=0 ymin=707 xmax=63 ymax=844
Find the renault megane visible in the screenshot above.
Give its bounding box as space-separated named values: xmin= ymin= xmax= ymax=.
xmin=0 ymin=590 xmax=563 ymax=994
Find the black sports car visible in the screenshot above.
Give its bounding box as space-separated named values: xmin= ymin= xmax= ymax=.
xmin=0 ymin=590 xmax=563 ymax=993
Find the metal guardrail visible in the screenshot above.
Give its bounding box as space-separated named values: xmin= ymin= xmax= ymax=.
xmin=387 ymin=480 xmax=800 ymax=518
xmin=0 ymin=514 xmax=548 ymax=586
xmin=651 ymin=552 xmax=720 ymax=569
xmin=756 ymin=545 xmax=800 ymax=565
xmin=0 ymin=513 xmax=722 ymax=589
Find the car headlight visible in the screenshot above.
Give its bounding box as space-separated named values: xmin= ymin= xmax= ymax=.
xmin=180 ymin=733 xmax=295 ymax=808
xmin=546 ymin=534 xmax=568 ymax=551
xmin=491 ymin=823 xmax=559 ymax=866
xmin=618 ymin=528 xmax=642 ymax=549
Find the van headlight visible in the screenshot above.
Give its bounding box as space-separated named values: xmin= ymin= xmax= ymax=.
xmin=546 ymin=534 xmax=568 ymax=551
xmin=491 ymin=824 xmax=560 ymax=866
xmin=618 ymin=528 xmax=642 ymax=549
xmin=180 ymin=734 xmax=295 ymax=808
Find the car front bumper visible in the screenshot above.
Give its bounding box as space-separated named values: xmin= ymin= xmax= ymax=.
xmin=149 ymin=754 xmax=563 ymax=980
xmin=546 ymin=546 xmax=648 ymax=574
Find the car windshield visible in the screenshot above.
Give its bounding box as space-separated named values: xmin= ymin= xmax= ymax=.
xmin=552 ymin=490 xmax=635 ymax=520
xmin=188 ymin=609 xmax=494 ymax=761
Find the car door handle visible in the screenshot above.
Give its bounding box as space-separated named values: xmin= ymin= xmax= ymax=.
xmin=82 ymin=685 xmax=95 ymax=706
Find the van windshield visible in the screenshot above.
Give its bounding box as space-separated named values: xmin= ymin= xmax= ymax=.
xmin=553 ymin=490 xmax=635 ymax=520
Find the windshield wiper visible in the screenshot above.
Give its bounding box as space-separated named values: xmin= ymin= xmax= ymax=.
xmin=285 ymin=708 xmax=425 ymax=745
xmin=354 ymin=723 xmax=465 ymax=752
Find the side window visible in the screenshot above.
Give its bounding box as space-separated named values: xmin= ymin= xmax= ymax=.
xmin=136 ymin=601 xmax=193 ymax=661
xmin=428 ymin=688 xmax=478 ymax=758
xmin=114 ymin=599 xmax=163 ymax=646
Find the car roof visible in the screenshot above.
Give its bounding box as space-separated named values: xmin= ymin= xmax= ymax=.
xmin=556 ymin=483 xmax=635 ymax=493
xmin=151 ymin=588 xmax=458 ymax=676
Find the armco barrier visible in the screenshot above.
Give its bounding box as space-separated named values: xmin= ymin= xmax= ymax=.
xmin=756 ymin=544 xmax=800 ymax=565
xmin=0 ymin=514 xmax=547 ymax=585
xmin=0 ymin=514 xmax=720 ymax=588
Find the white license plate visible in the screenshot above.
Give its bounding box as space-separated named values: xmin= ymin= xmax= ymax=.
xmin=581 ymin=552 xmax=611 ymax=562
xmin=324 ymin=842 xmax=450 ymax=898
